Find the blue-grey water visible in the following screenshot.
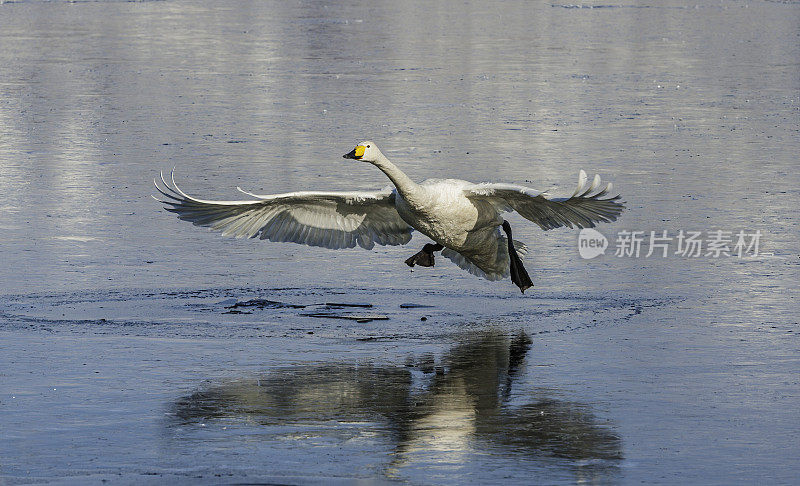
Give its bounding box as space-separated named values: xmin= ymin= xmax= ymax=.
xmin=1 ymin=1 xmax=798 ymax=484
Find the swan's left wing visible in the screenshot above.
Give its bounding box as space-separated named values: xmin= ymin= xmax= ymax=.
xmin=153 ymin=170 xmax=413 ymax=250
xmin=465 ymin=170 xmax=624 ymax=230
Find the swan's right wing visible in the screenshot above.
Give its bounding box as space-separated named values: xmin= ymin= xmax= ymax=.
xmin=153 ymin=170 xmax=413 ymax=250
xmin=464 ymin=170 xmax=624 ymax=230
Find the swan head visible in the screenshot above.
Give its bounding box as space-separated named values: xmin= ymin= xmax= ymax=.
xmin=343 ymin=141 xmax=382 ymax=163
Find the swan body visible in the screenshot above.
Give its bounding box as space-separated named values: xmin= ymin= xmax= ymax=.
xmin=391 ymin=178 xmax=509 ymax=277
xmin=154 ymin=141 xmax=624 ymax=289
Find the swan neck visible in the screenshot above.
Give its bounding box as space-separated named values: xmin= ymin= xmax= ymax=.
xmin=373 ymin=154 xmax=418 ymax=197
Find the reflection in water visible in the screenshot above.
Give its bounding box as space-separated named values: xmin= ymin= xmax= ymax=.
xmin=170 ymin=332 xmax=621 ymax=481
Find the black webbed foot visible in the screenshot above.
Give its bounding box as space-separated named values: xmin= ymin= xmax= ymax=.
xmin=502 ymin=221 xmax=533 ymax=293
xmin=405 ymin=243 xmax=444 ymax=268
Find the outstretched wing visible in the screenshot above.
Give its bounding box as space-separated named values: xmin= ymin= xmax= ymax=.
xmin=153 ymin=170 xmax=413 ymax=250
xmin=465 ymin=170 xmax=624 ymax=230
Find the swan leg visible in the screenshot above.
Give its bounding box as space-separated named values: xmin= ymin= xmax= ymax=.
xmin=405 ymin=243 xmax=444 ymax=268
xmin=502 ymin=221 xmax=533 ymax=293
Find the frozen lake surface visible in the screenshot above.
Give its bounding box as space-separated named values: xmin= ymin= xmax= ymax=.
xmin=1 ymin=0 xmax=798 ymax=484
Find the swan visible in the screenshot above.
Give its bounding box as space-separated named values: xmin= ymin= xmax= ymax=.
xmin=153 ymin=141 xmax=624 ymax=292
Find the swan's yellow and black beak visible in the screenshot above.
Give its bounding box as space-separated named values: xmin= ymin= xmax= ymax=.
xmin=343 ymin=145 xmax=365 ymax=160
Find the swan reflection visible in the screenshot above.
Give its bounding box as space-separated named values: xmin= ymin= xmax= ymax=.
xmin=170 ymin=331 xmax=621 ymax=480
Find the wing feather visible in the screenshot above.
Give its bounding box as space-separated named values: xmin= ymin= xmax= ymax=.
xmin=154 ymin=170 xmax=413 ymax=250
xmin=464 ymin=170 xmax=624 ymax=230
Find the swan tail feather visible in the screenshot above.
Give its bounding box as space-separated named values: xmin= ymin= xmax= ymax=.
xmin=441 ymin=237 xmax=528 ymax=282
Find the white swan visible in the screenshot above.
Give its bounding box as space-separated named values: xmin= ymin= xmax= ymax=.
xmin=154 ymin=141 xmax=624 ymax=292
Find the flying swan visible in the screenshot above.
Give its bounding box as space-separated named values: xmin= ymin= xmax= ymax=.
xmin=153 ymin=141 xmax=624 ymax=292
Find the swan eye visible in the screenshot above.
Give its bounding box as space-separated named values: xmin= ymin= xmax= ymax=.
xmin=366 ymin=145 xmax=370 ymax=148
